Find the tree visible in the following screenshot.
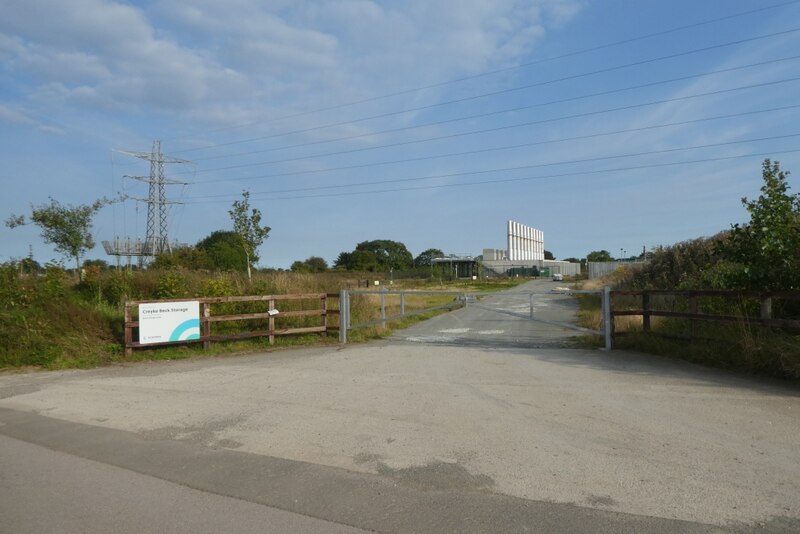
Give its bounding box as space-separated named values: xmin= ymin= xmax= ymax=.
xmin=6 ymin=197 xmax=108 ymax=278
xmin=414 ymin=248 xmax=444 ymax=267
xmin=348 ymin=249 xmax=381 ymax=271
xmin=150 ymin=245 xmax=207 ymax=271
xmin=544 ymin=250 xmax=555 ymax=260
xmin=291 ymin=256 xmax=328 ymax=273
xmin=304 ymin=256 xmax=328 ymax=272
xmin=333 ymin=251 xmax=352 ymax=270
xmin=586 ymin=250 xmax=613 ymax=262
xmin=229 ymin=191 xmax=271 ymax=282
xmin=83 ymin=259 xmax=109 ymax=270
xmin=334 ymin=240 xmax=413 ymax=271
xmin=718 ymin=159 xmax=800 ymax=290
xmin=290 ymin=260 xmax=310 ymax=273
xmin=196 ymin=230 xmax=247 ymax=272
xmin=355 ymin=240 xmax=413 ymax=270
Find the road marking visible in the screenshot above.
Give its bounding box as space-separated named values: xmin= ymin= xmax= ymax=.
xmin=439 ymin=328 xmax=470 ymax=334
xmin=406 ymin=336 xmax=457 ymax=343
xmin=476 ymin=330 xmax=505 ymax=335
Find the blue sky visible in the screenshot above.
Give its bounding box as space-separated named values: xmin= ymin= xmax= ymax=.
xmin=2 ymin=0 xmax=800 ymax=268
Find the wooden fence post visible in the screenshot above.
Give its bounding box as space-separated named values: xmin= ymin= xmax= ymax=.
xmin=203 ymin=302 xmax=211 ymax=350
xmin=761 ymin=295 xmax=773 ymax=321
xmin=688 ymin=294 xmax=698 ymax=342
xmin=321 ymin=294 xmax=328 ymax=335
xmin=642 ymin=291 xmax=651 ymax=333
xmin=269 ymin=298 xmax=276 ymax=345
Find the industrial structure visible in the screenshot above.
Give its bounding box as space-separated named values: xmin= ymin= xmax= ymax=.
xmin=481 ymin=220 xmax=580 ymax=277
xmin=102 ymin=140 xmax=190 ymax=267
xmin=507 ymin=220 xmax=544 ymax=261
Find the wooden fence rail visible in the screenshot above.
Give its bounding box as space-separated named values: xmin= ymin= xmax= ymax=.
xmin=124 ymin=293 xmax=339 ymax=356
xmin=608 ymin=289 xmax=800 ymax=347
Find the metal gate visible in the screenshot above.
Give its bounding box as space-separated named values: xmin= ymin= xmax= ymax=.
xmin=339 ymin=286 xmax=612 ymax=349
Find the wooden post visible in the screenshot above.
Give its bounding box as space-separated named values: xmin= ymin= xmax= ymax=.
xmin=761 ymin=295 xmax=773 ymax=321
xmin=124 ymin=302 xmax=133 ymax=357
xmin=203 ymin=302 xmax=211 ymax=350
xmin=400 ymin=292 xmax=405 ymax=317
xmin=269 ymin=298 xmax=275 ymax=345
xmin=642 ymin=291 xmax=651 ymax=332
xmin=321 ymin=294 xmax=328 ymax=335
xmin=688 ymin=294 xmax=698 ymax=342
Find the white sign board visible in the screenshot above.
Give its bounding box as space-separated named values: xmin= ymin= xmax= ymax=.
xmin=139 ymin=301 xmax=200 ymax=345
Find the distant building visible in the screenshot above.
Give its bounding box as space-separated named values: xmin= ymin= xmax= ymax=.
xmin=481 ymin=220 xmax=580 ymax=277
xmin=431 ymin=254 xmax=479 ymax=278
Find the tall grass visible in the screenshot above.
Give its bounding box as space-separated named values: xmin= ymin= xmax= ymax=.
xmin=2 ymin=266 xmax=510 ymax=370
xmin=574 ymin=277 xmax=800 ymax=380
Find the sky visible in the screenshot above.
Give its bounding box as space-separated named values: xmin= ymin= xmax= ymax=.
xmin=2 ymin=0 xmax=800 ymax=268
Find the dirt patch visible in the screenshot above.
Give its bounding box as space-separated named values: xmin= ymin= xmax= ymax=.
xmin=376 ymin=460 xmax=495 ymax=491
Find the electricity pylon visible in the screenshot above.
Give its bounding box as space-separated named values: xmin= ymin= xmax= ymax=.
xmin=118 ymin=140 xmax=191 ymax=256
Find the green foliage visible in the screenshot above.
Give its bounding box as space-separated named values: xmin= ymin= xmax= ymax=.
xmin=335 ymin=240 xmax=413 ymax=271
xmin=106 ymin=270 xmax=135 ymax=305
xmin=717 ymin=159 xmax=800 ymax=290
xmin=229 ymin=190 xmax=271 ymax=282
xmin=414 ymin=248 xmax=444 ymax=267
xmin=196 ymin=230 xmax=247 ymax=271
xmin=150 ymin=245 xmax=208 ymax=271
xmin=0 ymin=263 xmax=118 ymax=369
xmin=335 ymin=249 xmax=380 ymax=271
xmin=625 ymin=236 xmax=724 ymax=290
xmin=157 ymin=270 xmax=188 ymax=299
xmin=19 ymin=256 xmax=42 ymax=274
xmin=587 ymin=250 xmax=613 ymax=262
xmin=544 ymin=250 xmax=555 ymax=260
xmin=42 ymin=264 xmax=68 ymax=298
xmin=621 ymin=160 xmax=800 ymax=292
xmin=83 ymin=258 xmax=109 ymax=270
xmin=5 ymin=196 xmax=109 ymax=274
xmin=0 ymin=263 xmax=27 ymax=307
xmin=200 ymin=275 xmax=236 ymax=297
xmin=291 ymin=256 xmax=328 ymax=273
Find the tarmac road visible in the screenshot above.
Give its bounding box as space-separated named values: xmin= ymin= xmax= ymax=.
xmin=1 ymin=281 xmax=798 ymax=533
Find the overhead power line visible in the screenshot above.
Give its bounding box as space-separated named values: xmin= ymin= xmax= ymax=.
xmin=182 ymin=148 xmax=800 ymax=204
xmin=171 ymin=26 xmax=800 ymax=155
xmin=189 ymin=55 xmax=800 ymax=163
xmin=186 ymin=104 xmax=800 ymax=193
xmin=182 ymin=133 xmax=800 ymax=203
xmin=162 ymin=0 xmax=800 ymax=144
xmin=186 ymin=76 xmax=800 ymax=179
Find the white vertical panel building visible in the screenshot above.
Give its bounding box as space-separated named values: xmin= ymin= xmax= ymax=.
xmin=506 ymin=220 xmax=544 ymax=261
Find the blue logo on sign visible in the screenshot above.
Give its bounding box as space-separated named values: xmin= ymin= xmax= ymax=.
xmin=169 ymin=319 xmax=201 ymax=342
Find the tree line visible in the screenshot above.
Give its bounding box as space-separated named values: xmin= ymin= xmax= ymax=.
xmin=7 ymin=160 xmax=799 ymax=291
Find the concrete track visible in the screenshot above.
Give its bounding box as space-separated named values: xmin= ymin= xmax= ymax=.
xmin=1 ymin=281 xmax=798 ymax=533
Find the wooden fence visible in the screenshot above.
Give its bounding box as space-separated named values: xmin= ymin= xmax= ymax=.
xmin=124 ymin=293 xmax=339 ymax=356
xmin=609 ymin=289 xmax=800 ymax=346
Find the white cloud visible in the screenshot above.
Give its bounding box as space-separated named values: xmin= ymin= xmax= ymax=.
xmin=0 ymin=103 xmax=34 ymax=125
xmin=0 ymin=103 xmax=63 ymax=134
xmin=0 ymin=0 xmax=584 ymax=129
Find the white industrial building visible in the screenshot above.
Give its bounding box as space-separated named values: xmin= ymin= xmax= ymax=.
xmin=481 ymin=220 xmax=580 ymax=277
